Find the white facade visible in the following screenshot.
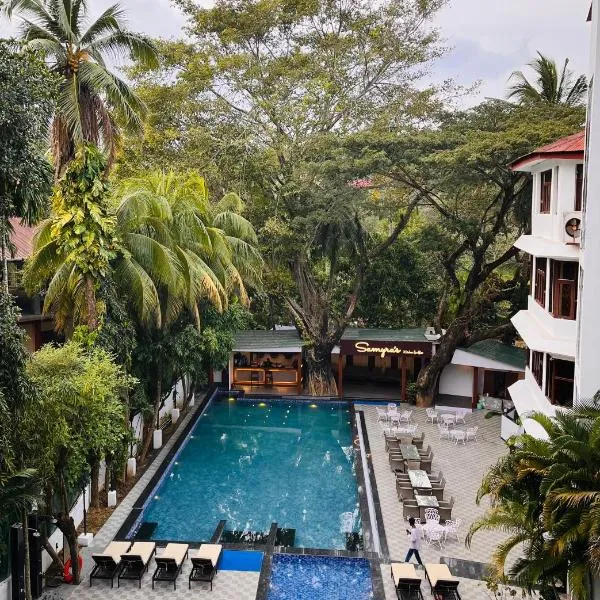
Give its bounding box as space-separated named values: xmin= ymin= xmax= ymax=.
xmin=509 ymin=141 xmax=583 ymax=430
xmin=577 ymin=0 xmax=600 ymax=404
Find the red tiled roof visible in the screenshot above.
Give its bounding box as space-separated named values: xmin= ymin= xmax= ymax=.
xmin=8 ymin=217 xmax=38 ymax=260
xmin=511 ymin=130 xmax=585 ymax=170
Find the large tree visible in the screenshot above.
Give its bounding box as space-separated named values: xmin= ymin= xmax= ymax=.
xmin=0 ymin=41 xmax=55 ymax=293
xmin=354 ymin=99 xmax=585 ymax=405
xmin=3 ymin=0 xmax=158 ymax=177
xmin=132 ymin=0 xmax=448 ymax=394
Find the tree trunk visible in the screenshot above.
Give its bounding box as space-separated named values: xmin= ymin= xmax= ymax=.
xmin=139 ymin=369 xmax=162 ymax=464
xmin=89 ymin=456 xmax=100 ymax=509
xmin=416 ymin=320 xmax=467 ymax=407
xmin=55 ymin=512 xmax=80 ymax=585
xmin=84 ymin=276 xmax=98 ymax=331
xmin=41 ymin=535 xmax=64 ymax=571
xmin=305 ymin=343 xmax=337 ymax=396
xmin=22 ymin=509 xmax=32 ymax=600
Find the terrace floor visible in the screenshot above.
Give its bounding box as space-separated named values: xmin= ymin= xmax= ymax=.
xmin=357 ymin=404 xmax=515 ymax=600
xmin=53 ymin=398 xmax=517 ymax=600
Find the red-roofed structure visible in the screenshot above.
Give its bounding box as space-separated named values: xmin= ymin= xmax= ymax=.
xmin=510 ymin=130 xmax=585 ymax=171
xmin=8 ymin=217 xmax=38 ymax=261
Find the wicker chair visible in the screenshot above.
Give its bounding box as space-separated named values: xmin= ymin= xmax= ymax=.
xmin=403 ymin=501 xmax=420 ymax=521
xmin=413 ymin=432 xmax=425 ymax=449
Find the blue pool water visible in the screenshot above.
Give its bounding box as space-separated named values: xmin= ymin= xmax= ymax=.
xmin=218 ymin=550 xmax=263 ymax=571
xmin=267 ymin=554 xmax=373 ymax=600
xmin=135 ymin=398 xmax=361 ymax=549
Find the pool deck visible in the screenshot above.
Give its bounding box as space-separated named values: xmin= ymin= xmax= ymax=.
xmin=53 ymin=398 xmax=513 ymax=600
xmin=357 ymin=404 xmax=512 ymax=600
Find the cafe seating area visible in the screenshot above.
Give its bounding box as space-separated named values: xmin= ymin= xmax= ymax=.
xmin=380 ymin=403 xmax=469 ymax=548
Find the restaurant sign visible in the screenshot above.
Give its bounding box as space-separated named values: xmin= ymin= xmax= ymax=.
xmin=339 ymin=339 xmax=432 ymax=358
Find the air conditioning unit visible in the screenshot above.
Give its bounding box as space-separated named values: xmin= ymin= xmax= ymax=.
xmin=563 ymin=211 xmax=582 ymax=244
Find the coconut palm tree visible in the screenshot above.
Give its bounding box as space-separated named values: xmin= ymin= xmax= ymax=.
xmin=508 ymin=52 xmax=588 ymax=106
xmin=469 ymin=408 xmax=600 ymax=599
xmin=115 ymin=171 xmax=262 ymax=461
xmin=2 ymin=0 xmax=158 ymax=178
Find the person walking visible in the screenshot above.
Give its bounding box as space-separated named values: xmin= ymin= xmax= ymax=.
xmin=404 ymin=517 xmax=423 ymax=565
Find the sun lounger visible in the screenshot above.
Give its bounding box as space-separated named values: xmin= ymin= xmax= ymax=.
xmin=391 ymin=562 xmax=423 ymax=599
xmin=152 ymin=543 xmax=189 ymax=590
xmin=189 ymin=543 xmax=222 ymax=590
xmin=425 ymin=563 xmax=461 ymax=599
xmin=118 ymin=541 xmax=156 ymax=588
xmin=89 ymin=541 xmax=132 ymax=587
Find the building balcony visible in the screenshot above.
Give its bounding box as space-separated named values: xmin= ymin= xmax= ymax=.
xmin=514 ymin=234 xmax=580 ymax=260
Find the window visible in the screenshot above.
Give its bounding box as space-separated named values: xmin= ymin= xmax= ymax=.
xmin=545 ymin=357 xmax=574 ymax=407
xmin=575 ymin=164 xmax=584 ymax=211
xmin=550 ymin=260 xmax=578 ymax=320
xmin=534 ymin=258 xmax=547 ymax=307
xmin=531 ymin=351 xmax=544 ymax=387
xmin=540 ymin=169 xmax=552 ymax=213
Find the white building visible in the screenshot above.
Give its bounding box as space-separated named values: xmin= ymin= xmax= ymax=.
xmin=507 ymin=131 xmax=584 ymax=437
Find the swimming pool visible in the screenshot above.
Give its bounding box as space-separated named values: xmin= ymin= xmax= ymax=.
xmin=132 ymin=397 xmax=362 ymax=549
xmin=267 ymin=554 xmax=373 ymax=600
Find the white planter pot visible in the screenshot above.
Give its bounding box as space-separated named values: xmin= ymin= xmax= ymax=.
xmin=171 ymin=408 xmax=180 ymax=424
xmin=153 ymin=429 xmax=163 ymax=450
xmin=107 ymin=490 xmax=117 ymax=508
xmin=126 ymin=457 xmax=137 ymax=479
xmin=189 ymin=397 xmax=195 ymax=407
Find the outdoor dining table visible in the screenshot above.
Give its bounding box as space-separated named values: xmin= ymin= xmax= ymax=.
xmin=399 ymin=444 xmax=420 ymax=461
xmin=407 ymin=469 xmax=431 ymax=490
xmin=415 ymin=494 xmax=439 ymax=521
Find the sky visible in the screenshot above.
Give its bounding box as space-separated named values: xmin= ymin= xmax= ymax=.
xmin=0 ymin=0 xmax=591 ymax=105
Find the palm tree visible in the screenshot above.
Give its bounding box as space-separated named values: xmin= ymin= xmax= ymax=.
xmin=2 ymin=0 xmax=158 ymax=177
xmin=469 ymin=408 xmax=600 ymax=599
xmin=508 ymin=52 xmax=588 ymax=106
xmin=115 ymin=171 xmax=261 ymax=461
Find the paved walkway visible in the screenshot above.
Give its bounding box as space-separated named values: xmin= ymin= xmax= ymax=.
xmin=358 ymin=404 xmax=510 ymax=600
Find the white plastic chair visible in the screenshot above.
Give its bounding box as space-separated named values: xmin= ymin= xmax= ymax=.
xmin=445 ymin=518 xmax=461 ymax=541
xmin=424 ymin=508 xmax=440 ymax=523
xmin=376 ymin=407 xmax=388 ymax=423
xmin=454 ymin=430 xmax=466 ymax=445
xmin=441 ymin=413 xmax=455 ymax=426
xmin=399 ymin=410 xmax=412 ymax=424
xmin=427 ymin=527 xmax=445 ymax=550
xmin=438 ymin=423 xmax=450 ymax=440
xmin=466 ymin=426 xmax=479 ymax=442
xmin=389 ymin=413 xmax=401 ymax=427
xmin=425 ymin=408 xmax=438 ymax=424
xmin=455 ymin=409 xmax=468 ymax=424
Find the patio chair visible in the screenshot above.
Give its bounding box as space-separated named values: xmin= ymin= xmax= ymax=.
xmin=399 ymin=436 xmax=413 ymax=446
xmin=406 ymin=459 xmax=421 ymax=471
xmin=152 ymin=543 xmax=189 ymax=590
xmin=90 ymin=541 xmax=132 ymax=587
xmin=399 ymin=410 xmax=412 ymax=424
xmin=424 ymin=563 xmax=461 ymax=599
xmin=403 ymin=501 xmax=420 ymax=521
xmin=429 ymin=470 xmax=443 ymax=484
xmin=418 ymin=444 xmax=432 ymax=457
xmin=413 ymin=432 xmax=425 ymax=449
xmin=444 ymin=519 xmax=461 ymax=542
xmin=455 ymin=409 xmax=468 ymax=424
xmin=387 ymin=439 xmax=401 ymax=453
xmin=396 ymin=472 xmax=411 ymax=482
xmin=425 ymin=408 xmax=438 ymax=424
xmin=118 ymin=542 xmax=156 ymax=588
xmin=391 ymin=562 xmax=424 ymax=600
xmin=424 ymin=507 xmax=440 ymax=523
xmin=419 ymin=455 xmax=433 ymax=474
xmin=437 ymin=423 xmax=450 ymax=440
xmin=466 ymin=426 xmax=479 ymax=442
xmin=426 ymin=528 xmax=444 ymax=551
xmin=396 ymin=481 xmax=415 ymax=502
xmin=376 ymin=406 xmax=389 ymax=423
xmin=390 ymin=453 xmax=405 ymax=472
xmin=388 ymin=403 xmax=398 ymax=414
xmin=189 ymin=544 xmax=222 ymax=590
xmin=431 ymin=477 xmax=446 ymax=501
xmin=438 ymin=497 xmax=455 ymax=523
xmin=453 ymin=430 xmax=466 ymax=445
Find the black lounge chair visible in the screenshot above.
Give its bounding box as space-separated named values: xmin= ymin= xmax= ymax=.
xmin=425 ymin=563 xmax=461 ymax=599
xmin=89 ymin=541 xmax=132 ymax=587
xmin=391 ymin=563 xmax=423 ymax=599
xmin=189 ymin=544 xmax=222 ymax=590
xmin=152 ymin=543 xmax=189 ymax=590
xmin=117 ymin=542 xmax=156 ymax=588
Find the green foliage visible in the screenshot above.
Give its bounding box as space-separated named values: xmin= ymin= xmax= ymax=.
xmin=24 ymin=341 xmax=131 ymax=505
xmin=24 ymin=144 xmax=120 ymax=330
xmin=3 ymin=0 xmax=158 ymax=175
xmin=468 ymin=408 xmax=600 ymax=599
xmin=508 ymin=52 xmax=588 ymax=106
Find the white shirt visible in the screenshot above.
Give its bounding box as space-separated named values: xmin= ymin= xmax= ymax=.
xmin=409 ymin=526 xmax=422 ymax=550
